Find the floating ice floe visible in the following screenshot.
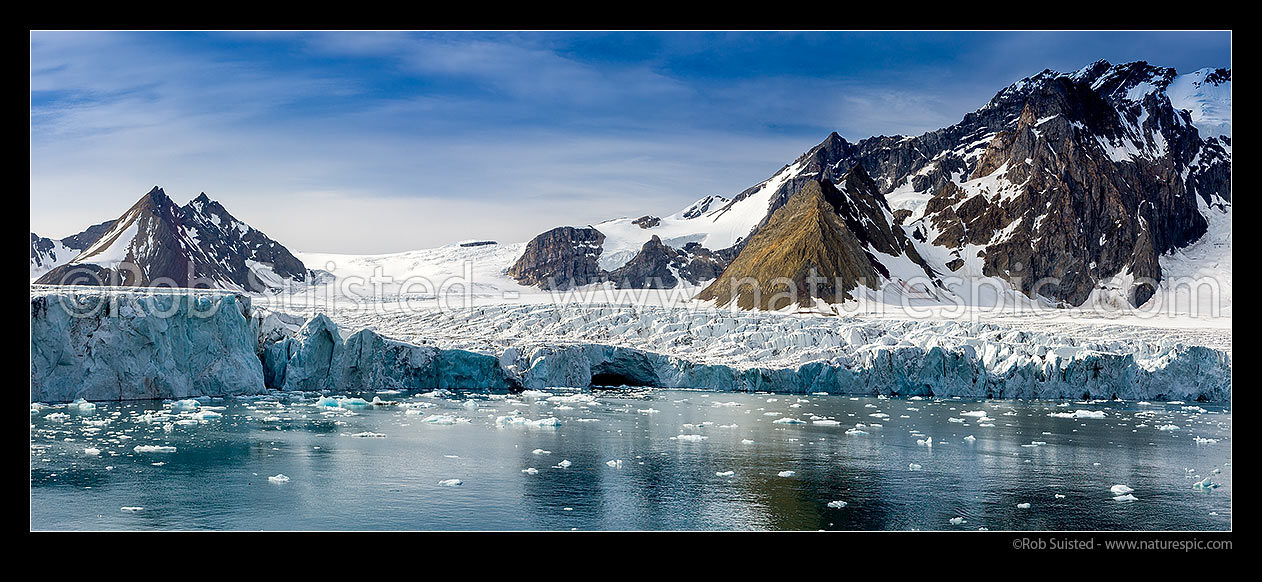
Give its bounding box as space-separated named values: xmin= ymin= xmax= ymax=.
xmin=949 ymin=517 xmax=966 ymax=525
xmin=1048 ymin=410 xmax=1106 ymax=419
xmin=845 ymin=428 xmax=868 ymax=436
xmin=777 ymin=471 xmax=796 ymax=477
xmin=675 ymin=434 xmax=708 ymax=442
xmin=1017 ymin=503 xmax=1031 ymax=509
xmin=133 ymin=445 xmax=176 ymax=453
xmin=773 ymin=417 xmax=805 ymax=425
xmin=827 ymin=500 xmax=848 ymax=509
xmin=437 ymin=479 xmax=463 ymax=487
xmin=908 ymin=463 xmax=922 ymax=471
xmin=1157 ymin=424 xmax=1180 ymax=431
xmin=120 ymin=507 xmax=144 ymax=512
xmin=1192 ymin=477 xmax=1220 ymax=490
xmin=555 ymin=460 xmax=572 ymax=469
xmin=350 ymin=431 xmax=386 ymax=438
xmin=84 ymin=447 xmax=100 ymax=456
xmin=532 ymin=448 xmax=551 ymax=455
xmin=522 ymin=468 xmax=539 ymax=475
xmin=741 ymin=439 xmax=755 ymax=444
xmin=45 ymin=412 xmax=69 ymax=422
xmin=170 ymin=399 xmax=200 ymax=411
xmin=70 ymin=399 xmax=96 ymax=413
xmin=1113 ymin=494 xmax=1139 ymax=502
xmin=949 ymin=418 xmax=965 ymax=423
xmin=917 ymin=437 xmax=933 ymax=447
xmin=268 ymin=474 xmax=290 ymax=483
xmin=1193 ymin=436 xmax=1218 ymax=444
xmin=716 ymin=471 xmax=734 ymax=477
xmin=423 ymin=415 xmax=470 ymax=425
xmin=606 ymin=460 xmax=623 ymax=468
xmin=963 ymin=435 xmax=976 ymax=442
xmin=1109 ymin=484 xmax=1134 ymax=495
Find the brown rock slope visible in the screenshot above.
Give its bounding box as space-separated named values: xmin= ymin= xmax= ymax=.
xmin=697 ymin=179 xmax=892 ymax=310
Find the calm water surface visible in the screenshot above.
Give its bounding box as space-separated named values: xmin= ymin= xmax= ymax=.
xmin=30 ymin=389 xmax=1231 ymax=530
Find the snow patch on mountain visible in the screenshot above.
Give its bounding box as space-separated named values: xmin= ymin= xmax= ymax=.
xmin=594 ymin=159 xmax=807 ymax=272
xmin=1166 ymin=68 xmax=1231 ymax=139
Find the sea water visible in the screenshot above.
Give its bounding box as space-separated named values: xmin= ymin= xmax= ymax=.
xmin=30 ymin=389 xmax=1231 ymax=531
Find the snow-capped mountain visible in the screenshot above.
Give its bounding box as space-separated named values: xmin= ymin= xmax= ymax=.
xmin=30 ymin=219 xmax=117 ymax=280
xmin=696 ymin=169 xmax=940 ymax=310
xmin=35 ymin=186 xmax=308 ymax=292
xmin=508 ymin=60 xmax=1231 ymax=310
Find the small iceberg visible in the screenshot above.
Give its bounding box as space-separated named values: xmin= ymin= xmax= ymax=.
xmin=1192 ymin=477 xmax=1220 ymax=490
xmin=1017 ymin=503 xmax=1031 ymax=509
xmin=773 ymin=417 xmax=806 ymax=425
xmin=827 ymin=500 xmax=848 ymax=509
xmin=268 ymin=474 xmax=290 ymax=483
xmin=908 ymin=463 xmax=922 ymax=471
xmin=777 ymin=470 xmax=796 ymax=477
xmin=437 ymin=479 xmax=464 ymax=487
xmin=1113 ymin=493 xmax=1139 ymax=502
xmin=133 ymin=445 xmax=176 ymax=453
xmin=1110 ymin=484 xmax=1134 ymax=495
xmin=715 ymin=471 xmax=734 ymax=477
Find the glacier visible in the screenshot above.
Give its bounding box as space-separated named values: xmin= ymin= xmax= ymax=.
xmin=30 ymin=287 xmax=267 ymax=403
xmin=30 ymin=288 xmax=1230 ymax=402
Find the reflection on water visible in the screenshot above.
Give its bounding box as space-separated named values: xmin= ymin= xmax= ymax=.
xmin=30 ymin=389 xmax=1231 ymax=531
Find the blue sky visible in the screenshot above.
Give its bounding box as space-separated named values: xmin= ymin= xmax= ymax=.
xmin=30 ymin=31 xmax=1231 ymax=253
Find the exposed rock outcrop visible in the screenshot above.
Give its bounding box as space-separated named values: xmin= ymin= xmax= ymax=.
xmin=605 ymin=235 xmax=729 ymax=288
xmin=506 ymin=226 xmax=606 ymax=290
xmin=697 ymin=173 xmax=938 ymax=310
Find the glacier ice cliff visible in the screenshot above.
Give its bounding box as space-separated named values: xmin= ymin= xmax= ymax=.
xmin=31 ymin=288 xmax=1230 ymax=402
xmin=261 ymin=313 xmax=520 ymax=392
xmin=510 ymin=341 xmax=1230 ymax=401
xmin=30 ymin=288 xmax=268 ymax=402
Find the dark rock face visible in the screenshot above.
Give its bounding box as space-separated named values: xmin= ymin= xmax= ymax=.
xmin=697 ymin=178 xmax=925 ymax=310
xmin=916 ymin=64 xmax=1222 ymax=306
xmin=60 ymin=219 xmax=119 ymax=250
xmin=507 ymin=226 xmax=606 ymax=290
xmin=183 ymin=193 xmax=308 ymax=286
xmin=458 ymin=240 xmax=497 ymax=247
xmin=29 ymin=233 xmax=56 ymax=268
xmin=680 ymin=195 xmax=727 ymax=219
xmin=36 ymin=187 xmax=307 ymax=292
xmin=632 ymin=215 xmax=661 ymax=229
xmin=713 ymin=60 xmax=1228 ymax=307
xmin=605 ymin=235 xmax=730 ymax=289
xmin=31 ymin=219 xmax=119 ymax=273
